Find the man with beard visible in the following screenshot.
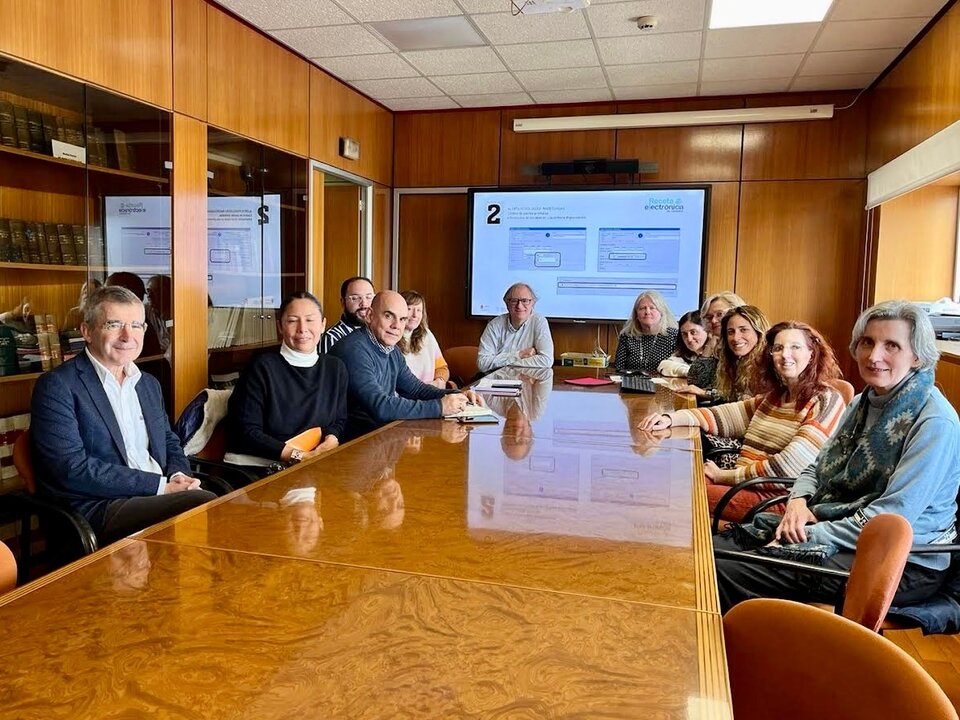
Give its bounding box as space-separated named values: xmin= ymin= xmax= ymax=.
xmin=319 ymin=276 xmax=375 ymax=354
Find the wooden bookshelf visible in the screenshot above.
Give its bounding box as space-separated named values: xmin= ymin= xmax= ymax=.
xmin=0 ymin=144 xmax=168 ymax=184
xmin=0 ymin=371 xmax=42 ymax=384
xmin=0 ymin=261 xmax=104 ymax=273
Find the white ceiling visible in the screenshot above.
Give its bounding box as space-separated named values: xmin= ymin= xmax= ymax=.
xmin=214 ymin=0 xmax=950 ymax=111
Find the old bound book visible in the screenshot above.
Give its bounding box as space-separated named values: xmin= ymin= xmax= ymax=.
xmin=86 ymin=225 xmax=104 ymax=266
xmin=112 ymin=128 xmax=130 ymax=170
xmin=56 ymin=223 xmax=78 ymax=265
xmin=0 ymin=100 xmax=15 ymax=147
xmin=26 ymin=110 xmax=44 ymax=153
xmin=94 ymin=128 xmax=110 ymax=168
xmin=43 ymin=222 xmax=62 ymax=265
xmin=0 ymin=219 xmax=12 ymax=262
xmin=71 ymin=224 xmax=87 ymax=265
xmin=45 ymin=315 xmax=62 ymax=367
xmin=8 ymin=220 xmax=26 ymax=262
xmin=63 ymin=119 xmax=83 ymax=148
xmin=34 ymin=222 xmax=49 ymax=264
xmin=22 ymin=222 xmax=41 ymax=264
xmin=12 ymin=106 xmax=30 ymax=150
xmin=41 ymin=113 xmax=57 ymax=151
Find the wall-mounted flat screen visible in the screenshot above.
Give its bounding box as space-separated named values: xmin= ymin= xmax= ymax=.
xmin=468 ymin=187 xmax=709 ymax=323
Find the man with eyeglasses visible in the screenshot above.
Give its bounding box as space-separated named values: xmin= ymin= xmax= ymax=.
xmin=477 ymin=282 xmax=554 ymax=372
xmin=30 ymin=286 xmax=216 ymax=544
xmin=320 ymin=276 xmax=375 ymax=354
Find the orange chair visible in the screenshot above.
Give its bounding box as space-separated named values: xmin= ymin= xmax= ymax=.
xmin=444 ymin=345 xmax=480 ymax=387
xmin=724 ymin=598 xmax=958 ymax=720
xmin=830 ymin=378 xmax=856 ymax=405
xmin=839 ymin=514 xmax=913 ymax=631
xmin=0 ymin=541 xmax=16 ymax=594
xmin=11 ymin=430 xmax=98 ymax=582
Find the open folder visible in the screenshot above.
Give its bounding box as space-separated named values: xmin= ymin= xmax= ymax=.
xmin=443 ymin=404 xmax=498 ymax=422
xmin=286 ymin=427 xmax=322 ymax=451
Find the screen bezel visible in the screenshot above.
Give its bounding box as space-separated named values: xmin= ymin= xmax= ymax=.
xmin=465 ymin=184 xmax=712 ymax=324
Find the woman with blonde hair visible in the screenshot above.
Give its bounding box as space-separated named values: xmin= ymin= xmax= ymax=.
xmin=398 ymin=290 xmax=449 ymax=388
xmin=615 ymin=289 xmax=679 ymax=374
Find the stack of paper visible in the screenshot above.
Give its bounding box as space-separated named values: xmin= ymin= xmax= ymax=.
xmin=472 ymin=377 xmax=522 ymax=396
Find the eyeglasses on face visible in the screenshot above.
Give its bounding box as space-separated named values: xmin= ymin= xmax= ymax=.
xmin=506 ymin=298 xmax=534 ymax=306
xmin=345 ymin=293 xmax=374 ymax=303
xmin=101 ymin=320 xmax=147 ymax=332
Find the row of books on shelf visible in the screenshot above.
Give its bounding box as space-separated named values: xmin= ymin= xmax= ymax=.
xmin=0 ymin=314 xmax=84 ymax=377
xmin=0 ymin=100 xmax=135 ymax=170
xmin=208 ymin=305 xmax=278 ymax=349
xmin=0 ymin=412 xmax=30 ymax=493
xmin=0 ymin=218 xmax=103 ymax=266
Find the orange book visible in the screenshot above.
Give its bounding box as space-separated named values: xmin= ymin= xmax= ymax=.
xmin=286 ymin=427 xmax=321 ymax=451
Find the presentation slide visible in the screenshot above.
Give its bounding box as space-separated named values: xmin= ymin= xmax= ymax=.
xmin=104 ymin=195 xmax=282 ymax=307
xmin=469 ymin=188 xmax=707 ymax=322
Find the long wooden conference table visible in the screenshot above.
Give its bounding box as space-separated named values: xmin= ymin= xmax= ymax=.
xmin=0 ymin=366 xmax=732 ymax=719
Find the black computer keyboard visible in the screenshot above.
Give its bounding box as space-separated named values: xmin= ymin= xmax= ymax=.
xmin=620 ymin=375 xmax=657 ymax=394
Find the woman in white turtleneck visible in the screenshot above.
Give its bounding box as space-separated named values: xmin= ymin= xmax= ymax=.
xmin=225 ymin=291 xmax=348 ymax=469
xmin=398 ymin=290 xmax=450 ymax=389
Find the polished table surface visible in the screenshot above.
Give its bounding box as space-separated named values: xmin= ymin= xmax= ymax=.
xmin=0 ymin=366 xmax=731 ymax=719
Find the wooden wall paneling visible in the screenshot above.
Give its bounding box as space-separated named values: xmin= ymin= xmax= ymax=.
xmin=393 ymin=110 xmax=501 ymax=188
xmin=935 ymin=355 xmax=960 ymax=415
xmin=171 ymin=113 xmax=208 ymax=417
xmin=616 ymin=98 xmax=744 ymax=183
xmin=499 ymin=105 xmax=617 ymax=186
xmin=735 ymin=180 xmax=866 ymax=379
xmin=703 ymin=182 xmax=740 ymax=297
xmin=371 ymin=184 xmax=392 ymax=291
xmin=742 ymin=92 xmax=868 ymax=181
xmin=173 ymin=0 xmax=207 ymax=120
xmin=0 ymin=0 xmax=172 ymax=109
xmin=0 ymin=377 xmax=37 ymax=418
xmin=309 ymin=68 xmax=394 ymax=186
xmin=207 ymin=6 xmax=309 ymax=156
xmin=310 ymin=167 xmax=324 ymax=301
xmin=873 ymin=183 xmax=958 ymax=303
xmin=322 ymin=183 xmax=361 ymax=324
xmin=398 ymin=193 xmax=486 ymax=350
xmin=867 ymin=3 xmax=960 ymax=171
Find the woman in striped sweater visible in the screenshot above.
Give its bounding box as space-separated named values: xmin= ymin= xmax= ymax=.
xmin=639 ymin=321 xmax=847 ymax=521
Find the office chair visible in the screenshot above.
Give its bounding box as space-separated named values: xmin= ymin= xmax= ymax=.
xmin=829 ymin=378 xmax=856 ymax=405
xmin=176 ymin=388 xmax=257 ymax=489
xmin=444 ymin=346 xmax=480 ymax=387
xmin=11 ymin=430 xmax=98 ymax=583
xmin=0 ymin=540 xmax=17 ymax=594
xmin=724 ymin=598 xmax=957 ymax=720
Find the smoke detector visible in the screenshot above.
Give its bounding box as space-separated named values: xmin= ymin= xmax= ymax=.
xmin=511 ymin=0 xmax=591 ymax=15
xmin=635 ymin=15 xmax=658 ymax=30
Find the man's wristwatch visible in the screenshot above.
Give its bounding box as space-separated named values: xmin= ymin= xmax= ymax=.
xmin=290 ymin=448 xmax=304 ymax=463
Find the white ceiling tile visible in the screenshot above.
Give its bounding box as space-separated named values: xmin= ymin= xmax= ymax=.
xmin=456 ymin=0 xmax=509 ymax=13
xmin=704 ymin=24 xmax=819 ymax=59
xmin=497 ymin=40 xmax=600 ymax=70
xmin=597 ymin=32 xmax=702 ymax=64
xmin=612 ymin=83 xmax=699 ymax=100
xmin=333 ymin=0 xmax=463 ymax=22
xmin=530 ymin=88 xmax=614 ymax=103
xmin=431 ymin=72 xmax=523 ymax=94
xmin=387 ymin=96 xmax=460 ymax=110
xmin=271 ymin=25 xmax=391 ymax=57
xmin=403 ymin=46 xmax=507 ymax=75
xmin=699 ymin=78 xmax=791 ymax=96
xmin=516 ymin=66 xmax=607 ymax=91
xmin=790 ymin=73 xmax=878 ymax=91
xmin=829 ymin=0 xmax=948 ymax=21
xmin=352 ymin=77 xmax=443 ymax=98
xmin=216 ymin=0 xmax=352 ymax=29
xmin=814 ymin=17 xmax=928 ymax=51
xmin=317 ymin=53 xmax=419 ymax=80
xmin=605 ymin=60 xmax=699 ymax=86
xmin=471 ymin=10 xmax=591 ymax=44
xmin=586 ymin=0 xmax=705 ymax=38
xmin=701 ymin=54 xmax=804 ymax=82
xmin=452 ymin=92 xmax=534 ymax=107
xmin=799 ymin=48 xmax=901 ymax=76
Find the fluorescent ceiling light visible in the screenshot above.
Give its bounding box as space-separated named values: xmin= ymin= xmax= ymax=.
xmin=709 ymin=0 xmax=834 ymax=29
xmin=512 ymin=105 xmax=834 ymax=133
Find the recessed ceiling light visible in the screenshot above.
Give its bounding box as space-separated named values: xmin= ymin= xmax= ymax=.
xmin=709 ymin=0 xmax=834 ymax=29
xmin=369 ymin=17 xmax=484 ymax=52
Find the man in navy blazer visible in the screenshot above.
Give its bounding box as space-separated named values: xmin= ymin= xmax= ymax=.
xmin=30 ymin=286 xmax=216 ymax=544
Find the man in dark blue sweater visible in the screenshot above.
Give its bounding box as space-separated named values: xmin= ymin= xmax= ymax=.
xmin=331 ymin=291 xmax=484 ymax=440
